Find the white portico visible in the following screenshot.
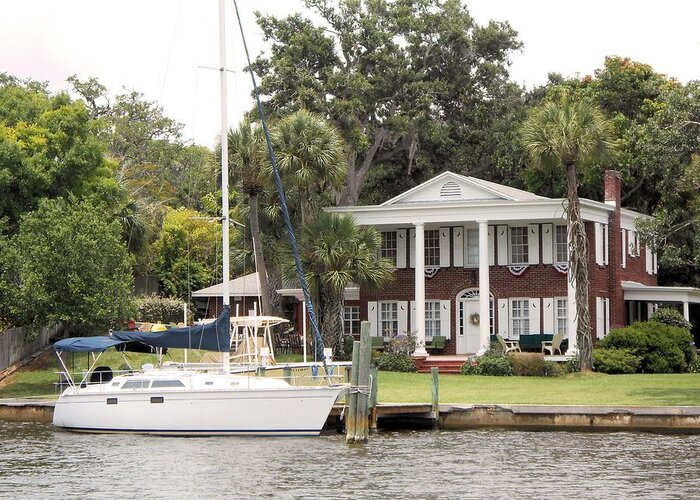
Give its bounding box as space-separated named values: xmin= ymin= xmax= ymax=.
xmin=328 ymin=171 xmax=618 ymax=356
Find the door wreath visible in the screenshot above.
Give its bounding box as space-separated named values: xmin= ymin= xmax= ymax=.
xmin=469 ymin=312 xmax=480 ymax=326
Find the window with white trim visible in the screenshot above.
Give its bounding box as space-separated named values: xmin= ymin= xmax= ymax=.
xmin=425 ymin=230 xmax=440 ymax=267
xmin=511 ymin=299 xmax=530 ymax=336
xmin=554 ymin=224 xmax=568 ymax=263
xmin=380 ymin=231 xmax=397 ymax=266
xmin=425 ymin=301 xmax=441 ymax=337
xmin=379 ymin=302 xmax=398 ymax=337
xmin=466 ymin=228 xmax=479 ymax=267
xmin=510 ymin=227 xmax=529 ymax=265
xmin=629 ymin=230 xmax=640 ymax=257
xmin=555 ymin=298 xmax=567 ymax=336
xmin=343 ymin=306 xmax=360 ymax=335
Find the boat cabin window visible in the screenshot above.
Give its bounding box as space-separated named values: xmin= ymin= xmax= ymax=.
xmin=121 ymin=379 xmax=150 ymax=389
xmin=111 ymin=382 xmax=120 ymax=387
xmin=204 ymin=381 xmax=214 ymax=386
xmin=151 ymin=380 xmax=185 ymax=388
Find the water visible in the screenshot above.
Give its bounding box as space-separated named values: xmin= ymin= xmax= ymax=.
xmin=1 ymin=422 xmax=698 ymax=499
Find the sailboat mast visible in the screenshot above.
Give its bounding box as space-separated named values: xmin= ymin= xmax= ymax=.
xmin=219 ymin=0 xmax=230 ymax=371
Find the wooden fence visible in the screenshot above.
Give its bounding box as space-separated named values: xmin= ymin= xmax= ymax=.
xmin=0 ymin=324 xmax=61 ymax=372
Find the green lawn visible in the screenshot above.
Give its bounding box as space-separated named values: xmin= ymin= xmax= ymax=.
xmin=3 ymin=353 xmax=700 ymax=406
xmin=378 ymin=371 xmax=700 ymax=406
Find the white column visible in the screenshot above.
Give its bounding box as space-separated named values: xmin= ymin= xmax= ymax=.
xmin=683 ymin=301 xmax=690 ymax=322
xmin=413 ymin=222 xmax=427 ymax=356
xmin=566 ymin=268 xmax=578 ymax=355
xmin=477 ymin=221 xmax=490 ymax=355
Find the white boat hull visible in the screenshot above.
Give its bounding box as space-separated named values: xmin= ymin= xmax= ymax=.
xmin=53 ymin=376 xmax=346 ymax=436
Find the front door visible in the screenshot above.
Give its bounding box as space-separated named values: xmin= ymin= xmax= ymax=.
xmin=456 ymin=299 xmax=481 ymax=354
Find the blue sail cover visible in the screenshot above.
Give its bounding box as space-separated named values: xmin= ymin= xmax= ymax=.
xmin=112 ymin=305 xmax=230 ymax=352
xmin=54 ymin=306 xmax=231 ymax=353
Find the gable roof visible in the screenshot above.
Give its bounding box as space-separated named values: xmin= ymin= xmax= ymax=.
xmin=381 ymin=171 xmax=547 ymax=206
xmin=192 ymin=272 xmax=261 ymax=298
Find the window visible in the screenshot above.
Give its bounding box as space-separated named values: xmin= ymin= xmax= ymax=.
xmin=510 ymin=227 xmax=529 ymax=265
xmin=425 ymin=301 xmax=441 ymax=337
xmin=380 ymin=231 xmax=397 ymax=266
xmin=380 ymin=302 xmax=398 ymax=337
xmin=555 ymin=298 xmax=567 ymax=336
xmin=554 ymin=224 xmax=568 ymax=263
xmin=121 ymin=379 xmax=150 ymax=390
xmin=466 ymin=228 xmax=479 ymax=267
xmin=424 ymin=230 xmax=440 ymax=266
xmin=151 ymin=380 xmax=186 ymax=388
xmin=629 ymin=230 xmax=640 ymax=257
xmin=344 ymin=306 xmax=360 ymax=335
xmin=511 ymin=299 xmax=530 ymax=336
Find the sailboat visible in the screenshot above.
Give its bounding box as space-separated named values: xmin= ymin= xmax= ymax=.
xmin=51 ymin=0 xmax=347 ymax=436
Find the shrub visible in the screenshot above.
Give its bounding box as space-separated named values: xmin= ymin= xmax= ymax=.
xmin=592 ymin=348 xmax=641 ymax=374
xmin=460 ymin=358 xmax=482 ymax=375
xmin=387 ymin=334 xmax=415 ymax=355
xmin=564 ymin=355 xmax=580 ymax=373
xmin=137 ymin=295 xmax=185 ymax=324
xmin=509 ymin=352 xmax=547 ymax=376
xmin=543 ymin=361 xmax=564 ymax=377
xmin=596 ymin=321 xmax=694 ymax=373
xmin=650 ymin=307 xmax=692 ymax=331
xmin=477 ymin=355 xmax=512 ymax=376
xmin=375 ymin=352 xmax=416 ymax=372
xmin=689 ymin=358 xmax=700 ymax=374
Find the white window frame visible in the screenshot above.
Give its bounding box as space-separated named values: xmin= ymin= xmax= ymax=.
xmin=343 ymin=305 xmax=360 ymax=336
xmin=425 ymin=301 xmax=441 ymax=338
xmin=554 ymin=297 xmax=567 ymax=336
xmin=465 ymin=228 xmax=479 ymax=267
xmin=379 ymin=302 xmax=399 ymax=337
xmin=554 ymin=224 xmax=568 ymax=264
xmin=510 ymin=298 xmax=530 ymax=336
xmin=509 ymin=226 xmax=529 ymax=265
xmin=424 ymin=229 xmax=440 ymax=267
xmin=380 ymin=231 xmax=398 ymax=266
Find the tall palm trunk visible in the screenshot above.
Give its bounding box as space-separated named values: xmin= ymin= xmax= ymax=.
xmin=248 ymin=193 xmax=270 ymax=315
xmin=319 ymin=287 xmax=344 ymax=356
xmin=565 ymin=162 xmax=593 ymax=371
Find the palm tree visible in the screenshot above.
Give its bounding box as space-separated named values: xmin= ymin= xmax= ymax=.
xmin=226 ymin=122 xmax=272 ymax=314
xmin=292 ymin=212 xmax=394 ymax=356
xmin=272 ymin=109 xmax=346 ymax=226
xmin=520 ymin=91 xmax=616 ymax=371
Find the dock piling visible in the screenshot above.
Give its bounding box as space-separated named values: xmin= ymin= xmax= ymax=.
xmin=431 ymin=366 xmax=439 ymax=429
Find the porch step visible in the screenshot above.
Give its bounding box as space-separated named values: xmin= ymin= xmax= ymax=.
xmin=417 ymin=357 xmax=467 ymax=374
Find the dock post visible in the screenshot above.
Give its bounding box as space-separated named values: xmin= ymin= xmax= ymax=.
xmin=345 ymin=341 xmax=360 ymax=443
xmin=431 ymin=366 xmax=439 ymax=429
xmin=353 ymin=322 xmax=372 ymax=443
xmin=283 ymin=366 xmax=292 ymax=385
xmin=369 ymin=365 xmax=378 ymax=431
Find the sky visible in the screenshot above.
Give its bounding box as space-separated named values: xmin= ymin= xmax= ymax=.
xmin=1 ymin=0 xmax=699 ymax=148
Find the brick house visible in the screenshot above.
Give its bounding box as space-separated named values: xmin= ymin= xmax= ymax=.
xmin=323 ymin=170 xmax=700 ymax=357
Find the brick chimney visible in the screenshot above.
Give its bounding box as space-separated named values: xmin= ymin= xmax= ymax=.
xmin=604 ymin=170 xmax=625 ymax=329
xmin=604 ymin=170 xmax=621 ymax=207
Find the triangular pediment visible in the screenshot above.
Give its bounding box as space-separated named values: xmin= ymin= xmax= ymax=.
xmin=381 ymin=171 xmax=544 ymax=206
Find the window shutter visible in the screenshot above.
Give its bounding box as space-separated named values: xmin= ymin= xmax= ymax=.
xmin=595 ymin=223 xmax=604 ymax=265
xmin=488 ymin=226 xmax=495 ymax=266
xmin=603 ymin=224 xmax=609 ymax=265
xmin=542 ymin=224 xmax=553 ymax=264
xmin=409 ymin=228 xmax=415 ymax=268
xmin=653 ymin=251 xmax=658 ymax=274
xmin=596 ymin=297 xmax=604 ymax=339
xmin=621 ymin=230 xmax=627 ymax=268
xmin=397 ymin=301 xmax=408 ymax=336
xmin=528 ymin=224 xmax=540 ymax=265
xmin=439 ymin=227 xmax=450 ymax=267
xmin=645 ymin=245 xmax=653 ymax=274
xmin=497 ymin=298 xmax=509 ymax=336
xmin=440 ymin=300 xmax=451 ymax=339
xmin=497 ymin=225 xmax=508 ymax=266
xmin=367 ymin=301 xmax=378 ymax=336
xmin=410 ymin=301 xmax=416 ymax=334
xmin=543 ymin=298 xmax=554 ymax=334
xmin=396 ymin=229 xmax=407 ymax=269
xmin=529 ymin=298 xmax=540 ymax=334
xmin=604 ymin=298 xmax=610 ymax=337
xmin=453 ymin=227 xmax=464 ymax=267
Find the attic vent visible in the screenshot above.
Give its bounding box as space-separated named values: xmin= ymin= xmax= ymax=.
xmin=440 ymin=181 xmax=462 ymax=198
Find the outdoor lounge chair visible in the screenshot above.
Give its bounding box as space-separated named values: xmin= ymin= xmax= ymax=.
xmin=371 ymin=336 xmax=385 ymax=351
xmin=496 ymin=333 xmax=521 ymax=353
xmin=426 ymin=335 xmax=446 ymax=352
xmin=542 ymin=332 xmax=565 ymax=355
